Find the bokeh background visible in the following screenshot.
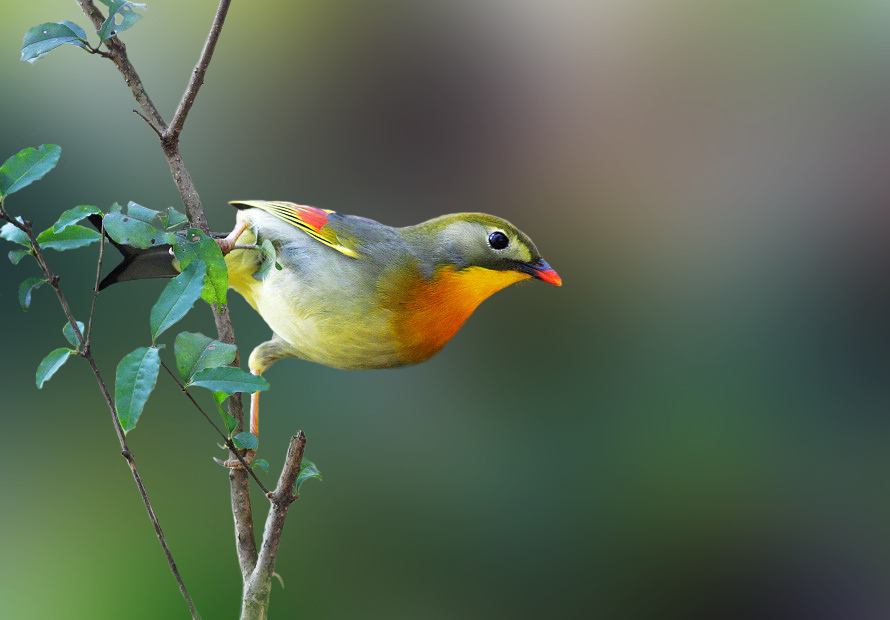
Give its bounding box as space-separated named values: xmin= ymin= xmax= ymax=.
xmin=2 ymin=1 xmax=890 ymax=618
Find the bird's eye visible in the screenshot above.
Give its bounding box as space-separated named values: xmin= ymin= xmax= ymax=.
xmin=488 ymin=231 xmax=509 ymax=250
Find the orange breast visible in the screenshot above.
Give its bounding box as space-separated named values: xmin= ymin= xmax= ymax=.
xmin=393 ymin=266 xmax=530 ymax=363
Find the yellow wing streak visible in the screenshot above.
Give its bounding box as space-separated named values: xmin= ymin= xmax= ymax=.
xmin=229 ymin=200 xmax=360 ymax=259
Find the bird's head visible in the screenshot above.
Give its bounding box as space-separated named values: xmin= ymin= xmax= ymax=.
xmin=414 ymin=212 xmax=562 ymax=287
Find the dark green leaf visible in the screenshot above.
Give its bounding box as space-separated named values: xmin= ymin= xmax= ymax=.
xmin=171 ymin=228 xmax=228 ymax=305
xmin=188 ymin=367 xmax=269 ymax=394
xmin=214 ymin=391 xmax=237 ymax=435
xmin=21 ymin=22 xmax=88 ymax=63
xmin=98 ymin=1 xmax=145 ymax=40
xmin=253 ymin=238 xmax=277 ymax=281
xmin=63 ymin=320 xmax=85 ymax=347
xmin=232 ymin=432 xmax=258 ymax=451
xmin=53 ymin=204 xmax=101 ymax=233
xmin=295 ymin=459 xmax=323 ymax=492
xmin=36 ymin=224 xmax=100 ymax=251
xmin=115 ymin=346 xmax=160 ymax=433
xmin=174 ymin=331 xmax=238 ymax=381
xmin=149 ymin=261 xmax=205 ymax=342
xmin=0 ymin=145 xmax=61 ymax=197
xmin=252 ymin=458 xmax=270 ymax=473
xmin=18 ymin=277 xmax=45 ymax=310
xmin=1 ymin=218 xmax=30 ymax=247
xmin=36 ymin=348 xmax=73 ymax=389
xmin=103 ymin=201 xmax=163 ymax=249
xmin=8 ymin=249 xmax=29 ymax=265
xmin=158 ymin=206 xmax=188 ymax=231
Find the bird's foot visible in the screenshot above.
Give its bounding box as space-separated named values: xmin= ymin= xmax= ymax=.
xmin=221 ymin=449 xmax=256 ymax=469
xmin=216 ymin=237 xmax=235 ymax=255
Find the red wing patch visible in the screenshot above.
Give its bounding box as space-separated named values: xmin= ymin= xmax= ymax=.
xmin=292 ymin=205 xmax=328 ymax=232
xmin=228 ymin=200 xmax=360 ymax=259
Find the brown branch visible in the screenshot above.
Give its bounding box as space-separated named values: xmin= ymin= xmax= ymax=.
xmin=75 ymin=2 xmax=308 ymax=615
xmin=241 ymin=433 xmax=307 ymax=619
xmin=0 ymin=204 xmax=199 ymax=620
xmin=76 ymin=0 xmax=167 ymax=135
xmin=76 ymin=0 xmax=263 ymax=593
xmin=166 ymin=0 xmax=233 ymax=144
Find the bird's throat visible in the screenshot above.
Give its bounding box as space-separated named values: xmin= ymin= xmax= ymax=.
xmin=394 ymin=265 xmax=530 ymax=363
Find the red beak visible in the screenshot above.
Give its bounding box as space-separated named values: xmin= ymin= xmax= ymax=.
xmin=526 ymin=258 xmax=562 ymax=287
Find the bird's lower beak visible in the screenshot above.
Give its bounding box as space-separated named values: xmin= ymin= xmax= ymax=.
xmin=521 ymin=258 xmax=562 ymax=286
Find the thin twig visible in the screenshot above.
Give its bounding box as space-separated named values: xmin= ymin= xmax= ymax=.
xmin=84 ymin=219 xmax=105 ymax=352
xmin=159 ymin=361 xmax=271 ymax=496
xmin=133 ymin=109 xmax=164 ymax=139
xmin=0 ymin=203 xmax=200 ymax=620
xmin=166 ymin=0 xmax=233 ymax=144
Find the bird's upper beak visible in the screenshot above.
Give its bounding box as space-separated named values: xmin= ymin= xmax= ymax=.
xmin=519 ymin=258 xmax=562 ymax=286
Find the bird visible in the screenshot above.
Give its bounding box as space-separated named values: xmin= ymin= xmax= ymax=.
xmin=100 ymin=200 xmax=561 ymax=461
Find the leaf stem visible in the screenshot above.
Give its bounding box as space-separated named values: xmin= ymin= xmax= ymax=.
xmin=159 ymin=361 xmax=271 ymax=496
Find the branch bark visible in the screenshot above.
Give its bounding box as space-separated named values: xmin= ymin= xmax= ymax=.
xmin=0 ymin=206 xmax=199 ymax=619
xmin=242 ymin=433 xmax=307 ymax=620
xmin=77 ymin=0 xmax=258 ymax=577
xmin=75 ymin=2 xmax=307 ymax=616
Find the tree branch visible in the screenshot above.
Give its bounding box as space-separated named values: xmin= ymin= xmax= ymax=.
xmin=242 ymin=433 xmax=307 ymax=619
xmin=0 ymin=204 xmax=199 ymax=620
xmin=76 ymin=0 xmax=267 ymax=596
xmin=166 ymin=0 xmax=233 ymax=144
xmin=75 ymin=3 xmax=309 ymax=615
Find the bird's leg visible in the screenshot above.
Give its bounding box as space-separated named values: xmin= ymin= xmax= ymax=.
xmin=216 ymin=219 xmax=248 ymax=255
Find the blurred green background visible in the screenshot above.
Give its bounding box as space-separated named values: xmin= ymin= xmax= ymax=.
xmin=3 ymin=1 xmax=890 ymax=618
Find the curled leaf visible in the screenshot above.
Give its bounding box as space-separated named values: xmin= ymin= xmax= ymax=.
xmin=18 ymin=277 xmax=45 ymax=310
xmin=63 ymin=320 xmax=85 ymax=347
xmin=53 ymin=205 xmax=102 ymax=233
xmin=36 ymin=348 xmax=73 ymax=389
xmin=21 ymin=22 xmax=88 ymax=63
xmin=0 ymin=144 xmax=61 ymax=197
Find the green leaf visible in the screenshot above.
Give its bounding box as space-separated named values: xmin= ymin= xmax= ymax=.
xmin=103 ymin=201 xmax=163 ymax=249
xmin=63 ymin=320 xmax=85 ymax=347
xmin=18 ymin=277 xmax=45 ymax=310
xmin=252 ymin=458 xmax=270 ymax=473
xmin=174 ymin=331 xmax=238 ymax=382
xmin=232 ymin=432 xmax=258 ymax=451
xmin=114 ymin=346 xmax=160 ymax=433
xmin=253 ymin=238 xmax=277 ymax=281
xmin=213 ymin=391 xmax=237 ymax=435
xmin=0 ymin=145 xmax=61 ymax=197
xmin=8 ymin=249 xmax=29 ymax=265
xmin=158 ymin=206 xmax=188 ymax=231
xmin=21 ymin=22 xmax=88 ymax=63
xmin=188 ymin=367 xmax=269 ymax=394
xmin=53 ymin=205 xmax=102 ymax=233
xmin=295 ymin=459 xmax=323 ymax=492
xmin=98 ymin=1 xmax=146 ymax=40
xmin=36 ymin=348 xmax=73 ymax=389
xmin=36 ymin=224 xmax=100 ymax=251
xmin=149 ymin=261 xmax=205 ymax=343
xmin=171 ymin=228 xmax=228 ymax=305
xmin=1 ymin=218 xmax=30 ymax=247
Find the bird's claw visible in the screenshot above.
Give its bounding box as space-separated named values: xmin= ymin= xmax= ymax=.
xmin=216 ymin=237 xmax=234 ymax=255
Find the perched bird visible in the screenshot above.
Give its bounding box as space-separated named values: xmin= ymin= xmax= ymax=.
xmin=101 ymin=201 xmax=561 ymax=456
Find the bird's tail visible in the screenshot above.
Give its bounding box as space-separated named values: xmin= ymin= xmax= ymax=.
xmin=90 ymin=215 xmax=180 ymax=290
